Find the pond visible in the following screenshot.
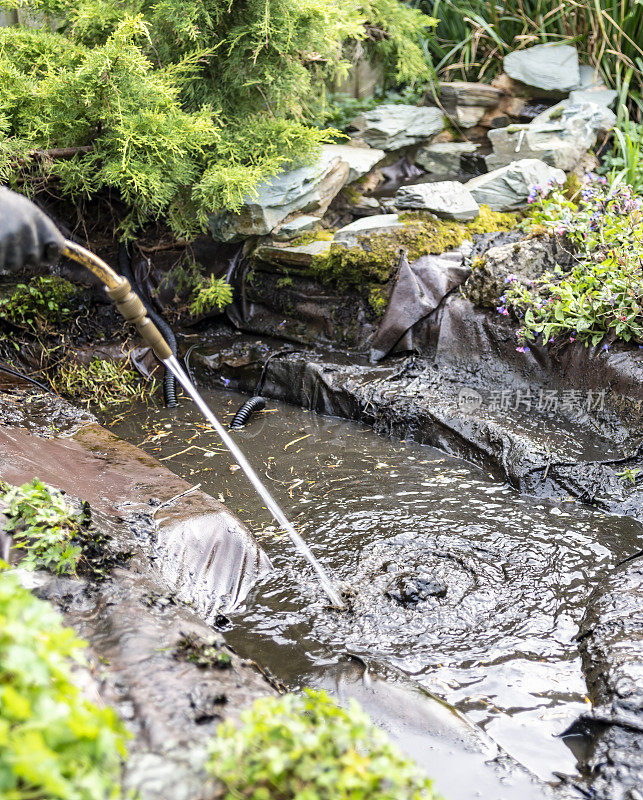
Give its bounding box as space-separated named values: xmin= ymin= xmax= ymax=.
xmin=110 ymin=386 xmax=643 ymax=798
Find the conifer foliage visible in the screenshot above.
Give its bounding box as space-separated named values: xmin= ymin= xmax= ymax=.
xmin=0 ymin=0 xmax=435 ymax=236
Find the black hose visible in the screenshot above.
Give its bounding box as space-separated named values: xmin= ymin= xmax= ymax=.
xmin=184 ymin=343 xmax=198 ymax=386
xmin=229 ymin=348 xmax=305 ymax=429
xmin=0 ymin=363 xmax=51 ymax=393
xmin=230 ymin=396 xmax=266 ymax=429
xmin=118 ymin=244 xmax=178 ymax=407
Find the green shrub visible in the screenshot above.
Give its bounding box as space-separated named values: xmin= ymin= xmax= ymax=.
xmin=0 ymin=564 xmax=127 ymax=799
xmin=1 ymin=478 xmax=87 ymax=574
xmin=189 ymin=275 xmax=234 ymax=317
xmin=208 ymin=688 xmax=439 ymax=800
xmin=0 ymin=276 xmax=78 ymax=333
xmin=0 ymin=0 xmax=436 ymax=237
xmin=503 ymin=175 xmax=643 ymax=348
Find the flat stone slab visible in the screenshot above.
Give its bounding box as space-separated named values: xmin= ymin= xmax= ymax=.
xmin=323 ymin=143 xmax=385 ymax=183
xmin=334 ymin=213 xmax=403 ymax=248
xmin=394 ymin=181 xmax=479 ymax=221
xmin=254 ymin=238 xmax=332 ymax=267
xmin=568 ymin=87 xmax=617 ymax=108
xmin=209 ymin=149 xmax=349 ymax=242
xmin=504 ymin=44 xmax=580 ymax=92
xmin=273 ymin=214 xmax=321 ymax=240
xmin=350 ymin=104 xmax=445 ymax=150
xmin=466 ymin=159 xmax=565 ymax=211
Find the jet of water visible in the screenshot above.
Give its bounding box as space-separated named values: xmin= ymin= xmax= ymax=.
xmin=164 ymin=355 xmax=346 ymax=609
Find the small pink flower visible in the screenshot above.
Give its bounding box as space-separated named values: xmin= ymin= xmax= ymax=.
xmin=569 ymin=336 xmax=576 ymax=342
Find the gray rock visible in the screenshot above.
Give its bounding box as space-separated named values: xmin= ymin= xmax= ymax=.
xmin=439 ymin=82 xmax=504 ymax=108
xmin=466 ymin=159 xmax=565 ymax=211
xmin=436 ymin=82 xmax=504 ymax=128
xmin=334 ymin=213 xmax=403 ymax=248
xmin=415 ymin=142 xmax=478 ymax=175
xmin=254 ymin=238 xmax=332 ymax=267
xmin=209 ymin=149 xmax=349 ymax=242
xmin=574 ymin=64 xmax=606 ymax=90
xmin=395 ymin=181 xmax=479 ymax=221
xmin=323 ymin=143 xmax=385 ymax=183
xmin=350 ymin=104 xmax=445 ymax=150
xmin=486 ymin=101 xmax=616 ymax=171
xmin=504 ymin=44 xmax=580 ymax=92
xmin=568 ymin=88 xmax=617 ymax=108
xmin=463 ymin=234 xmax=573 ymax=308
xmin=273 ymin=215 xmax=320 ymax=241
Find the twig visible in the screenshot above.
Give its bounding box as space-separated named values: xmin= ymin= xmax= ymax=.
xmin=152 ymin=483 xmax=202 ymax=516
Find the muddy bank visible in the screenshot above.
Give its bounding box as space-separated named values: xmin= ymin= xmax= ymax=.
xmin=0 ymin=375 xmax=273 ymax=798
xmin=572 ymin=557 xmax=643 ymax=799
xmin=194 ymin=339 xmax=642 ymax=521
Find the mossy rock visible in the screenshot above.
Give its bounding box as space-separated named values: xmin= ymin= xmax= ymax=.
xmin=309 ymin=205 xmax=518 ymax=290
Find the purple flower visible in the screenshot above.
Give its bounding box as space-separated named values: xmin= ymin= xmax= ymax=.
xmin=496 ymin=305 xmax=509 ymax=316
xmin=516 ymin=346 xmax=530 ymax=353
xmin=603 ymin=343 xmax=610 ymax=351
xmin=504 ymin=273 xmax=517 ymax=284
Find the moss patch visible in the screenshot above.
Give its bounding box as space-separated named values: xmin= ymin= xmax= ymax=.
xmin=368 ymin=284 xmax=391 ymax=317
xmin=311 ymin=205 xmax=518 ymax=289
xmin=290 ymin=229 xmax=335 ymax=247
xmin=466 ymin=204 xmax=517 ymax=234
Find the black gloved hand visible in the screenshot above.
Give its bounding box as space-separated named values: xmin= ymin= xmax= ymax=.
xmin=0 ymin=187 xmax=64 ymax=272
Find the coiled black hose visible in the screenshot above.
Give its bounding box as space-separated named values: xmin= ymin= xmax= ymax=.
xmin=229 ymin=348 xmax=304 ymax=429
xmin=230 ymin=396 xmax=266 ymax=429
xmin=118 ymin=244 xmax=178 ymax=407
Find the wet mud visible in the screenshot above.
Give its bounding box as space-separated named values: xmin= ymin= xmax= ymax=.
xmin=199 ymin=342 xmax=642 ymax=521
xmin=112 ymin=387 xmax=643 ymax=799
xmin=0 ymin=375 xmax=274 ymax=798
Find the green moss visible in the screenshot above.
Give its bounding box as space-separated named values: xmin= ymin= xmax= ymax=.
xmin=290 ymin=229 xmax=335 ymax=247
xmin=341 ymin=184 xmax=364 ymax=204
xmin=311 ymin=205 xmax=518 ymax=289
xmin=368 ymin=284 xmax=390 ymax=317
xmin=466 ymin=204 xmax=518 ymax=234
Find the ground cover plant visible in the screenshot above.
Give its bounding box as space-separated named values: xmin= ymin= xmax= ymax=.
xmin=53 ymin=355 xmax=151 ymax=409
xmin=502 ymin=175 xmax=643 ymax=349
xmin=208 ymin=688 xmax=439 ymax=800
xmin=0 ymin=276 xmax=78 ymax=335
xmin=0 ymin=563 xmax=127 ymax=799
xmin=0 ymin=0 xmax=435 ymax=237
xmin=0 ymin=478 xmax=88 ymax=574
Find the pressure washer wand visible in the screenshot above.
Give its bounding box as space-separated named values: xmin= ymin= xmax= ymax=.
xmin=62 ymin=240 xmax=346 ymax=609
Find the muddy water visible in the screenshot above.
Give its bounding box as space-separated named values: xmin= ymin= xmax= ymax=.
xmin=110 ymin=388 xmax=643 ymax=794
